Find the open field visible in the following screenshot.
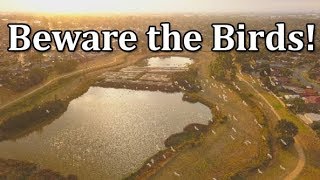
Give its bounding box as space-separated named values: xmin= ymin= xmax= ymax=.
xmin=129 ymin=52 xmax=320 ymax=179
xmin=129 ymin=53 xmax=276 ymax=179
xmin=0 ymin=51 xmax=319 ymax=179
xmin=238 ymin=73 xmax=320 ymax=179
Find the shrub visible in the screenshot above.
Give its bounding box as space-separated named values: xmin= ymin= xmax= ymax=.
xmin=54 ymin=60 xmax=78 ymax=73
xmin=275 ymin=119 xmax=298 ymax=148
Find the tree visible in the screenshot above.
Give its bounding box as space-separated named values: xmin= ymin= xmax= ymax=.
xmin=311 ymin=121 xmax=320 ymax=137
xmin=210 ymin=58 xmax=226 ymax=80
xmin=234 ymin=53 xmax=253 ymax=73
xmin=276 ymin=119 xmax=298 ymax=137
xmin=29 ymin=67 xmax=48 ymax=85
xmin=259 ymin=63 xmax=271 ymax=77
xmin=282 ymin=68 xmax=293 ymax=77
xmin=289 ymin=98 xmax=306 ymax=113
xmin=210 ymin=53 xmax=236 ymax=80
xmin=7 ymin=67 xmax=48 ymax=92
xmin=275 ymin=119 xmax=298 ymax=147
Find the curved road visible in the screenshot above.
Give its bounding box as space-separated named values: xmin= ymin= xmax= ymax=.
xmin=293 ymin=65 xmax=320 ymax=91
xmin=237 ymin=75 xmax=306 ymax=180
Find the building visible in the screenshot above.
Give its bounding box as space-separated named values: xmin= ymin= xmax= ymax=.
xmin=283 ymin=86 xmax=304 ymax=94
xmin=284 ymin=94 xmax=300 ymax=100
xmin=304 ymin=113 xmax=320 ymax=124
xmin=301 ymin=89 xmax=319 ymax=97
xmin=304 ymin=96 xmax=320 ymax=104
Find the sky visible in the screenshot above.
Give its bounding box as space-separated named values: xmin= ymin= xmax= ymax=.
xmin=1 ymin=0 xmax=320 ymax=14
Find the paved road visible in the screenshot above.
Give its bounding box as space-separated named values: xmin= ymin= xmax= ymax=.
xmin=237 ymin=75 xmax=306 ymax=180
xmin=293 ymin=65 xmax=320 ymax=91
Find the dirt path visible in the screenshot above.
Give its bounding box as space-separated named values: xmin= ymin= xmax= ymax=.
xmin=284 ymin=138 xmax=306 ymax=180
xmin=0 ymin=56 xmax=121 ymax=111
xmin=237 ymin=75 xmax=306 ymax=180
xmin=139 ymin=55 xmax=269 ymax=179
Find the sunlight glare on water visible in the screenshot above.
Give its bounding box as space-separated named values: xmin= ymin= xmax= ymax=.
xmin=146 ymin=56 xmax=193 ymax=68
xmin=0 ymin=87 xmax=211 ymax=179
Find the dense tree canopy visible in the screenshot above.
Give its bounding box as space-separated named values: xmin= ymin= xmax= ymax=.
xmin=289 ymin=98 xmax=307 ymax=113
xmin=275 ymin=119 xmax=298 ymax=147
xmin=276 ymin=119 xmax=299 ymax=137
xmin=210 ymin=53 xmax=236 ymax=80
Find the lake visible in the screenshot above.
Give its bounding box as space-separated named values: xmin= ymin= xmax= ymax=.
xmin=0 ymin=87 xmax=211 ymax=179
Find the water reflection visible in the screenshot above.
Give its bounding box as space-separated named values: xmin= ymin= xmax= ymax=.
xmin=146 ymin=56 xmax=193 ymax=68
xmin=0 ymin=87 xmax=211 ymax=179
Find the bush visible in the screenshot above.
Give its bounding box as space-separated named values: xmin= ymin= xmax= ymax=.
xmin=210 ymin=53 xmax=236 ymax=80
xmin=311 ymin=121 xmax=320 ymax=137
xmin=54 ymin=60 xmax=78 ymax=73
xmin=289 ymin=98 xmax=306 ymax=113
xmin=0 ymin=100 xmax=68 ymax=141
xmin=278 ymin=136 xmax=295 ymax=148
xmin=172 ymin=68 xmax=201 ymax=92
xmin=275 ymin=119 xmax=298 ymax=147
xmin=5 ymin=67 xmax=48 ymax=92
xmin=29 ymin=67 xmax=48 ymax=85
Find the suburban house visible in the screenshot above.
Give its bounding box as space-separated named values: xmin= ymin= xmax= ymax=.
xmin=304 ymin=96 xmax=320 ymax=104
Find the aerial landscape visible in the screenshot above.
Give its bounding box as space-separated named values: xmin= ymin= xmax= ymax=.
xmin=0 ymin=0 xmax=320 ymax=180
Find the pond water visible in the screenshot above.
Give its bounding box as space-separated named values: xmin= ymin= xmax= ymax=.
xmin=0 ymin=87 xmax=211 ymax=179
xmin=146 ymin=56 xmax=193 ymax=68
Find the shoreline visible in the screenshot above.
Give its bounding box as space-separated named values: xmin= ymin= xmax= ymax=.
xmin=0 ymin=158 xmax=77 ymax=179
xmin=0 ymin=82 xmax=274 ymax=180
xmin=0 ymin=54 xmax=208 ymax=179
xmin=126 ymin=93 xmax=220 ymax=179
xmin=94 ymin=80 xmax=180 ymax=93
xmin=0 ymin=53 xmax=273 ymax=179
xmin=0 ymin=53 xmax=220 ymax=179
xmin=0 ymin=88 xmax=216 ymax=180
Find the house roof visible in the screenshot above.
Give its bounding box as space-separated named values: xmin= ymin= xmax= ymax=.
xmin=305 ymin=113 xmax=320 ymax=122
xmin=302 ymin=89 xmax=319 ymax=97
xmin=304 ymin=96 xmax=320 ymax=104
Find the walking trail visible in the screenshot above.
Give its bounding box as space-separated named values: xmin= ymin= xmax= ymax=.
xmin=237 ymin=75 xmax=305 ymax=180
xmin=0 ymin=57 xmax=119 ymax=111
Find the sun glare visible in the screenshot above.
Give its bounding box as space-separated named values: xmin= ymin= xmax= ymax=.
xmin=1 ymin=0 xmax=320 ymax=15
xmin=2 ymin=0 xmax=196 ymax=14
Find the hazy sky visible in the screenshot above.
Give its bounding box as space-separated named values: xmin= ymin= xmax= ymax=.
xmin=1 ymin=0 xmax=320 ymax=14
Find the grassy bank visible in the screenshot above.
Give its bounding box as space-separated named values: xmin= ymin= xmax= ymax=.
xmin=126 ymin=93 xmax=218 ymax=179
xmin=0 ymin=52 xmax=152 ymax=121
xmin=95 ymin=80 xmax=180 ymax=93
xmin=238 ymin=74 xmax=320 ymax=179
xmin=127 ymin=53 xmax=272 ymax=179
xmin=0 ymin=158 xmax=77 ymax=180
xmin=0 ymin=51 xmax=307 ymax=179
xmin=0 ymin=52 xmax=154 ymax=180
xmin=0 ymin=100 xmax=67 ymax=141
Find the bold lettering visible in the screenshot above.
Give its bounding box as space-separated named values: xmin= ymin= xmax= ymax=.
xmin=8 ymin=24 xmax=31 ymax=51
xmin=212 ymin=24 xmax=235 ymax=51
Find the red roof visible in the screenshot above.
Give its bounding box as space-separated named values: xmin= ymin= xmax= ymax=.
xmin=301 ymin=89 xmax=319 ymax=97
xmin=304 ymin=96 xmax=320 ymax=104
xmin=277 ymin=77 xmax=290 ymax=84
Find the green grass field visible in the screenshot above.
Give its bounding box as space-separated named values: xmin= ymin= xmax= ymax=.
xmin=240 ymin=74 xmax=320 ymax=179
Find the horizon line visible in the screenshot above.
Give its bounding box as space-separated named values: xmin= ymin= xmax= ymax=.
xmin=0 ymin=10 xmax=320 ymax=17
